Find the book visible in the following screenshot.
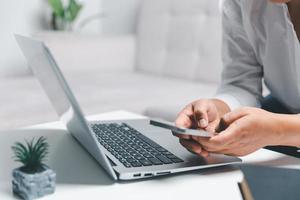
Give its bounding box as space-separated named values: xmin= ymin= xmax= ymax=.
xmin=239 ymin=165 xmax=300 ymax=200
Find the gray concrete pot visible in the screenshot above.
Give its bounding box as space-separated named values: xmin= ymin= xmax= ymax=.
xmin=12 ymin=165 xmax=56 ymax=200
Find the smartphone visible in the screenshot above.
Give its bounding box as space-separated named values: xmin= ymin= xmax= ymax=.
xmin=149 ymin=119 xmax=214 ymax=137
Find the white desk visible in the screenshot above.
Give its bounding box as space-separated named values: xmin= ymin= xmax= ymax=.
xmin=1 ymin=110 xmax=300 ymax=200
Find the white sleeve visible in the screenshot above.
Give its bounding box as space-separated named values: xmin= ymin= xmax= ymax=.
xmin=215 ymin=0 xmax=263 ymax=111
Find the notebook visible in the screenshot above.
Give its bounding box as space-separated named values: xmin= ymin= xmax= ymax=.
xmin=239 ymin=165 xmax=300 ymax=200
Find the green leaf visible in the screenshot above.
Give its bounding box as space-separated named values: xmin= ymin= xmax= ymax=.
xmin=12 ymin=142 xmax=28 ymax=157
xmin=65 ymin=0 xmax=83 ymax=22
xmin=11 ymin=137 xmax=49 ymax=173
xmin=48 ymin=0 xmax=65 ymax=18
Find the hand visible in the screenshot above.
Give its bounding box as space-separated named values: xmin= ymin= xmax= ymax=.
xmin=174 ymin=99 xmax=230 ymax=157
xmin=191 ymin=107 xmax=283 ymax=157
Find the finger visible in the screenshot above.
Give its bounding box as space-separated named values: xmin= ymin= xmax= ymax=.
xmin=192 ymin=120 xmax=241 ymax=152
xmin=215 ymin=118 xmax=228 ymax=133
xmin=187 ymin=136 xmax=211 ymax=157
xmin=200 ymin=150 xmax=209 ymax=157
xmin=208 ymin=119 xmax=243 ymax=148
xmin=192 ymin=136 xmax=222 ymax=152
xmin=205 ymin=120 xmax=220 ymax=133
xmin=207 ymin=139 xmax=242 ymax=154
xmin=193 ymin=103 xmax=209 ymax=128
xmin=209 ymin=148 xmax=232 ymax=155
xmin=222 ymin=108 xmax=249 ymax=126
xmin=175 ymin=104 xmax=194 ymax=128
xmin=212 ymin=147 xmax=249 ymax=157
xmin=175 ymin=114 xmax=193 ymax=129
xmin=186 ymin=136 xmax=211 ymax=157
xmin=179 ymin=139 xmax=203 ymax=154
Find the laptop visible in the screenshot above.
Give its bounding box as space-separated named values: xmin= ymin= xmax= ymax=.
xmin=15 ymin=34 xmax=241 ymax=181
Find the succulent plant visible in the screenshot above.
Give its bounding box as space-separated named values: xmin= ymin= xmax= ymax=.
xmin=12 ymin=137 xmax=49 ymax=174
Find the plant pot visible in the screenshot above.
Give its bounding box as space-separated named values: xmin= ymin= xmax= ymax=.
xmin=12 ymin=165 xmax=56 ymax=200
xmin=51 ymin=13 xmax=73 ymax=31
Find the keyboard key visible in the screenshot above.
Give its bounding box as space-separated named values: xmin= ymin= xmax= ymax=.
xmin=124 ymin=155 xmax=132 ymax=159
xmin=131 ymin=161 xmax=142 ymax=167
xmin=148 ymin=149 xmax=157 ymax=153
xmin=165 ymin=154 xmax=178 ymax=159
xmin=127 ymin=158 xmax=137 ymax=163
xmin=123 ymin=146 xmax=131 ymax=150
xmin=149 ymin=158 xmax=163 ymax=165
xmin=140 ymin=150 xmax=148 ymax=154
xmin=151 ymin=152 xmax=161 ymax=156
xmin=118 ymin=150 xmax=126 ymax=154
xmin=157 ymin=147 xmax=168 ymax=152
xmin=120 ymin=153 xmax=130 ymax=157
xmin=127 ymin=149 xmax=136 ymax=154
xmin=134 ymin=155 xmax=144 ymax=160
xmin=136 ymin=134 xmax=161 ymax=148
xmin=140 ymin=159 xmax=153 ymax=166
xmin=131 ymin=153 xmax=139 ymax=157
xmin=162 ymin=151 xmax=172 ymax=155
xmin=171 ymin=158 xmax=184 ymax=163
xmin=156 ymin=155 xmax=172 ymax=164
xmin=123 ymin=163 xmax=131 ymax=168
xmin=143 ymin=154 xmax=154 ymax=158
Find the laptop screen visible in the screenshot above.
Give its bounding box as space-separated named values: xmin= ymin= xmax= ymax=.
xmin=15 ymin=35 xmax=118 ymax=180
xmin=15 ymin=34 xmax=91 ymax=139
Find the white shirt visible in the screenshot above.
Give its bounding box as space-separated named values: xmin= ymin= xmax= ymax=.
xmin=215 ymin=0 xmax=300 ymax=113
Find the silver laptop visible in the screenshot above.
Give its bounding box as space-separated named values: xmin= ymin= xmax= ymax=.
xmin=15 ymin=34 xmax=241 ymax=181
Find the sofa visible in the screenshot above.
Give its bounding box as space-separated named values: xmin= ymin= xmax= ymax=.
xmin=1 ymin=0 xmax=223 ymax=130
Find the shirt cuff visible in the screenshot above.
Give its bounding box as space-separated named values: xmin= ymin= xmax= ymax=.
xmin=214 ymin=94 xmax=242 ymax=111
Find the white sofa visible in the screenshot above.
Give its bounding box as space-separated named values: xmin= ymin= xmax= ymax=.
xmin=1 ymin=0 xmax=222 ymax=130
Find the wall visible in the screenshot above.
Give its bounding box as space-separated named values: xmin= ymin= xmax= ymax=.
xmin=0 ymin=0 xmax=46 ymax=77
xmin=101 ymin=0 xmax=141 ymax=35
xmin=0 ymin=0 xmax=103 ymax=77
xmin=0 ymin=0 xmax=142 ymax=77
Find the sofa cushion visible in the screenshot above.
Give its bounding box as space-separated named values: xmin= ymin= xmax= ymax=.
xmin=0 ymin=71 xmax=217 ymax=130
xmin=136 ymin=0 xmax=222 ymax=83
xmin=35 ymin=32 xmax=136 ymax=73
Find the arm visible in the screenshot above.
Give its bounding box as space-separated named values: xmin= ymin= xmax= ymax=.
xmin=215 ymin=0 xmax=263 ymax=111
xmin=175 ymin=0 xmax=277 ymax=157
xmin=276 ymin=114 xmax=300 ymax=147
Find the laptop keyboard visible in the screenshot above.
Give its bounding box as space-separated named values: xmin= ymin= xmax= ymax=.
xmin=91 ymin=123 xmax=184 ymax=168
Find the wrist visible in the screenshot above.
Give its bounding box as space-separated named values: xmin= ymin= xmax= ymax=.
xmin=273 ymin=114 xmax=300 ymax=147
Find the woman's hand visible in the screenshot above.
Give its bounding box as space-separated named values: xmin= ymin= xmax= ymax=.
xmin=190 ymin=107 xmax=284 ymax=157
xmin=174 ymin=99 xmax=230 ymax=157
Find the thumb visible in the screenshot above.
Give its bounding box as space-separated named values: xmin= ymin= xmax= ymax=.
xmin=193 ymin=109 xmax=209 ymax=128
xmin=222 ymin=108 xmax=249 ymax=126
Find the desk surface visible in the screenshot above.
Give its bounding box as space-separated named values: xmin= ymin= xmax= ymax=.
xmin=1 ymin=110 xmax=300 ymax=200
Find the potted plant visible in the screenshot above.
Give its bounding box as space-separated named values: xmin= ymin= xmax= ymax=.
xmin=11 ymin=136 xmax=56 ymax=200
xmin=48 ymin=0 xmax=83 ymax=31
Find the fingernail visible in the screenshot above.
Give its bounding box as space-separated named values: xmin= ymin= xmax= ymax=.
xmin=203 ymin=152 xmax=209 ymax=157
xmin=199 ymin=119 xmax=208 ymax=127
xmin=195 ymin=149 xmax=202 ymax=154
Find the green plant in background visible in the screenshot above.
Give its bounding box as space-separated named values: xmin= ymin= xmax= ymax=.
xmin=48 ymin=0 xmax=83 ymax=30
xmin=11 ymin=136 xmax=49 ymax=174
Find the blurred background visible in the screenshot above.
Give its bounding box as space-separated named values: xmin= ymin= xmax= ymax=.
xmin=0 ymin=0 xmax=223 ymax=130
xmin=1 ymin=0 xmax=140 ymax=76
